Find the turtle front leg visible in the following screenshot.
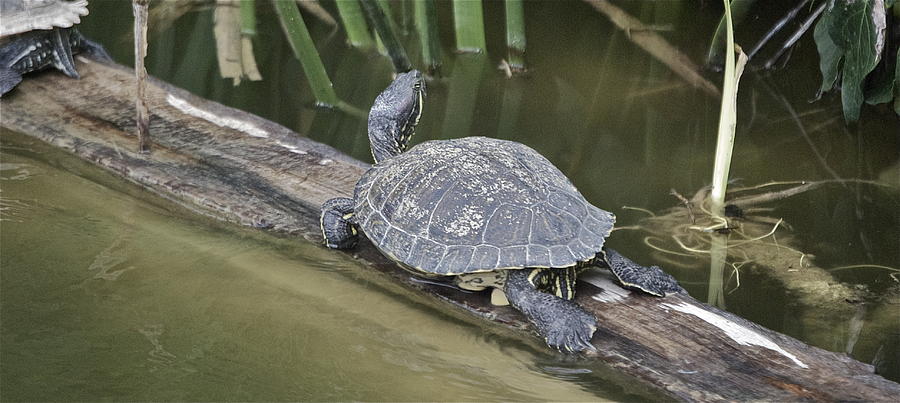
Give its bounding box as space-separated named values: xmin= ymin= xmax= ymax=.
xmin=504 ymin=269 xmax=597 ymax=353
xmin=601 ymin=248 xmax=684 ymax=296
xmin=320 ymin=197 xmax=359 ymax=249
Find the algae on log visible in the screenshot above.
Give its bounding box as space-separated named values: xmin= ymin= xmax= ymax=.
xmin=1 ymin=59 xmax=899 ymax=402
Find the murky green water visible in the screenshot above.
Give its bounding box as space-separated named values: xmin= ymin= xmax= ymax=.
xmin=2 ymin=0 xmax=899 ymax=401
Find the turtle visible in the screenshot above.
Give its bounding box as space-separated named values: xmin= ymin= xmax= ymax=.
xmin=320 ymin=70 xmax=684 ymax=352
xmin=0 ymin=0 xmax=110 ymax=97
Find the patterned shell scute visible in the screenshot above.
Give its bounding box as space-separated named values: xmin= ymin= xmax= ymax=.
xmin=354 ymin=136 xmax=615 ymax=275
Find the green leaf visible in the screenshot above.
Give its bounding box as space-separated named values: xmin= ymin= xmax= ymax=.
xmin=814 ymin=9 xmax=842 ymax=94
xmin=829 ymin=0 xmax=881 ymax=122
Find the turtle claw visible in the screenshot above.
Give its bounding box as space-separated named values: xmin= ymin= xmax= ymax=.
xmin=538 ymin=304 xmax=598 ymax=353
xmin=505 ymin=269 xmax=598 ymax=353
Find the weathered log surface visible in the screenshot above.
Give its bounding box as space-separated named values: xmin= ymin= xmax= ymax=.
xmin=2 ymin=59 xmax=898 ymax=402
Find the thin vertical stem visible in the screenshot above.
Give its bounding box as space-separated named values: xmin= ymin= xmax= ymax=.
xmin=334 ymin=0 xmax=374 ymax=49
xmin=272 ymin=0 xmax=339 ymax=107
xmin=415 ymin=0 xmax=442 ymax=74
xmin=133 ymin=0 xmax=150 ymax=153
xmin=710 ymin=0 xmax=747 ymax=217
xmin=360 ymin=0 xmax=411 ymax=72
xmin=453 ymin=0 xmax=486 ymax=53
xmin=505 ymin=0 xmax=526 ymax=72
xmin=239 ymin=0 xmax=256 ymax=36
xmin=705 ymin=0 xmax=755 ymax=69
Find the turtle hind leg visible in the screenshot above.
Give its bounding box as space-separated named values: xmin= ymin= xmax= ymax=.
xmin=320 ymin=197 xmax=359 ymax=249
xmin=0 ymin=68 xmax=23 ymax=97
xmin=504 ymin=268 xmax=597 ymax=353
xmin=602 ymin=248 xmax=684 ymax=296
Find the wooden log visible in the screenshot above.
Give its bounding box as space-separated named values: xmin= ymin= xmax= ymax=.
xmin=2 ymin=59 xmax=898 ymax=401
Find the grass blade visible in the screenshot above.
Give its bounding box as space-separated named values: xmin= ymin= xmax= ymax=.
xmin=453 ymin=0 xmax=486 ymax=53
xmin=335 ymin=0 xmax=374 ymax=49
xmin=415 ymin=0 xmax=442 ymax=74
xmin=505 ymin=0 xmax=526 ymax=72
xmin=272 ymin=0 xmax=339 ymax=107
xmin=360 ymin=0 xmax=412 ymax=72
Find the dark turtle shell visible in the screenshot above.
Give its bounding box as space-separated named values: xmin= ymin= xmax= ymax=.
xmin=354 ymin=136 xmax=615 ymax=275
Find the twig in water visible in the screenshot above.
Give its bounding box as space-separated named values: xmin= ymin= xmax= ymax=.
xmin=621 ymin=206 xmax=657 ymax=217
xmin=644 ymin=236 xmax=698 ymax=257
xmin=763 ymin=1 xmax=827 ymax=69
xmin=582 ymin=0 xmax=720 ymax=98
xmin=729 ymin=179 xmax=892 ymax=208
xmin=746 ymin=0 xmax=810 ymax=60
xmin=669 ymin=189 xmax=695 ymax=224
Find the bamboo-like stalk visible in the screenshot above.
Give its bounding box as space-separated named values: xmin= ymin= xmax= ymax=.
xmin=272 ymin=0 xmax=340 ymax=107
xmin=334 ymin=0 xmax=374 ymax=49
xmin=414 ymin=0 xmax=442 ymax=74
xmin=505 ymin=0 xmax=526 ymax=72
xmin=453 ymin=0 xmax=486 ymax=53
xmin=239 ymin=0 xmax=256 ymax=36
xmin=133 ymin=0 xmax=150 ymax=153
xmin=238 ymin=0 xmax=262 ymax=81
xmin=360 ymin=0 xmax=412 ymax=72
xmin=709 ymin=0 xmax=747 ymax=216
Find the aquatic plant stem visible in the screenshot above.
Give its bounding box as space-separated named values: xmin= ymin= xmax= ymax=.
xmin=453 ymin=0 xmax=486 ymax=53
xmin=335 ymin=0 xmax=374 ymax=49
xmin=705 ymin=0 xmax=754 ymax=68
xmin=709 ymin=0 xmax=747 ymax=217
xmin=272 ymin=0 xmax=340 ymax=107
xmin=239 ymin=0 xmax=256 ymax=36
xmin=360 ymin=0 xmax=412 ymax=72
xmin=414 ymin=0 xmax=442 ymax=74
xmin=505 ymin=0 xmax=526 ymax=72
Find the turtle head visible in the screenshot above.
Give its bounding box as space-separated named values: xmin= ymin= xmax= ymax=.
xmin=367 ymin=70 xmax=426 ymax=164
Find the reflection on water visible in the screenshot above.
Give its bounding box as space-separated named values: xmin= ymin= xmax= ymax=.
xmin=2 ymin=0 xmax=898 ymax=399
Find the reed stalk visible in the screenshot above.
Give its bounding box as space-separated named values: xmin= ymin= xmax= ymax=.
xmin=705 ymin=0 xmax=754 ymax=69
xmin=414 ymin=0 xmax=442 ymax=74
xmin=453 ymin=0 xmax=486 ymax=53
xmin=360 ymin=0 xmax=411 ymax=72
xmin=272 ymin=0 xmax=340 ymax=107
xmin=334 ymin=0 xmax=374 ymax=49
xmin=505 ymin=0 xmax=526 ymax=72
xmin=239 ymin=0 xmax=256 ymax=36
xmin=709 ymin=0 xmax=747 ymax=217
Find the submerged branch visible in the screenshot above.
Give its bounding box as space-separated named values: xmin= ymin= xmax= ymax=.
xmin=583 ymin=0 xmax=720 ymax=97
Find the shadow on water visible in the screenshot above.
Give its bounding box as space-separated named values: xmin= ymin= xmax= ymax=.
xmin=2 ymin=0 xmax=898 ymax=399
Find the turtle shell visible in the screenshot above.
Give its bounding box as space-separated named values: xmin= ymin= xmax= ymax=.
xmin=0 ymin=0 xmax=89 ymax=38
xmin=354 ymin=136 xmax=615 ymax=275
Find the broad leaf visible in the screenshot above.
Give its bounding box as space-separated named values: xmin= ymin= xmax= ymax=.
xmin=829 ymin=0 xmax=881 ymax=122
xmin=814 ymin=8 xmax=842 ymax=94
